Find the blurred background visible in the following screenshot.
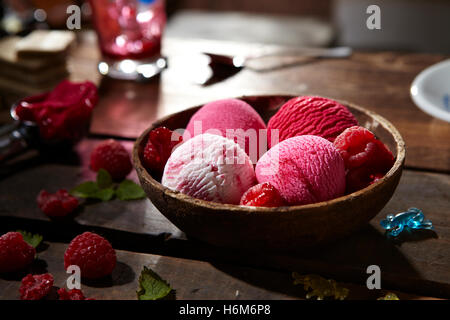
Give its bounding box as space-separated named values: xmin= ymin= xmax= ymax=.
xmin=1 ymin=0 xmax=449 ymax=53
xmin=1 ymin=0 xmax=449 ymax=119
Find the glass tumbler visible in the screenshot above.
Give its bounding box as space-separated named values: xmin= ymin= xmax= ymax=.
xmin=89 ymin=0 xmax=167 ymax=80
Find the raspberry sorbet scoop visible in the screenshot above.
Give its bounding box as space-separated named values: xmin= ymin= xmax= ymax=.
xmin=162 ymin=133 xmax=256 ymax=205
xmin=184 ymin=99 xmax=267 ymax=162
xmin=256 ymin=135 xmax=346 ymax=205
xmin=267 ymin=96 xmax=358 ymax=147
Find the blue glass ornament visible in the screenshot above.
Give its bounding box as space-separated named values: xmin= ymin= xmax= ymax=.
xmin=380 ymin=208 xmax=433 ymax=237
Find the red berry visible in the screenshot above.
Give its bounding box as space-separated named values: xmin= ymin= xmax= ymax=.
xmin=345 ymin=167 xmax=372 ymax=193
xmin=143 ymin=127 xmax=183 ymax=173
xmin=37 ymin=189 xmax=79 ymax=217
xmin=90 ymin=139 xmax=132 ymax=180
xmin=370 ymin=173 xmax=385 ymax=183
xmin=0 ymin=232 xmax=35 ymax=273
xmin=240 ymin=182 xmax=287 ymax=207
xmin=58 ymin=288 xmax=94 ymax=300
xmin=19 ymin=273 xmax=54 ymax=300
xmin=334 ymin=126 xmax=395 ymax=193
xmin=64 ymin=232 xmax=116 ymax=279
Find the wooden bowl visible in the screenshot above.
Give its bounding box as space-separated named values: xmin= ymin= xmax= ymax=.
xmin=133 ymin=95 xmax=405 ymax=251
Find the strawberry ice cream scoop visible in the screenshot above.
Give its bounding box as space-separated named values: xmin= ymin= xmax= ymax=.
xmin=255 ymin=135 xmax=346 ymax=205
xmin=162 ymin=133 xmax=256 ymax=205
xmin=267 ymin=96 xmax=357 ymax=147
xmin=184 ymin=99 xmax=266 ymax=162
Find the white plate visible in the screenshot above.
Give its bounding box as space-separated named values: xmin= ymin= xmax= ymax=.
xmin=411 ymin=59 xmax=450 ymax=123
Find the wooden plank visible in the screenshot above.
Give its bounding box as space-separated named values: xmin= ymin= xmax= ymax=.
xmin=0 ymin=139 xmax=183 ymax=240
xmin=0 ymin=139 xmax=449 ymax=297
xmin=1 ymin=32 xmax=449 ymax=298
xmin=0 ymin=242 xmax=438 ymax=300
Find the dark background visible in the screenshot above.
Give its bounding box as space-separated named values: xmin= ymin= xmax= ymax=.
xmin=1 ymin=0 xmax=450 ymax=53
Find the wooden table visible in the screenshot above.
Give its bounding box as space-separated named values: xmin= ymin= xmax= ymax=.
xmin=0 ymin=31 xmax=449 ymax=300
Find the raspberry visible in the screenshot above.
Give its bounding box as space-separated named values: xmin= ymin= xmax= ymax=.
xmin=64 ymin=232 xmax=116 ymax=279
xmin=345 ymin=167 xmax=373 ymax=193
xmin=240 ymin=182 xmax=287 ymax=207
xmin=90 ymin=139 xmax=132 ymax=180
xmin=58 ymin=288 xmax=94 ymax=300
xmin=334 ymin=126 xmax=395 ymax=193
xmin=37 ymin=189 xmax=79 ymax=217
xmin=143 ymin=127 xmax=183 ymax=174
xmin=19 ymin=273 xmax=54 ymax=300
xmin=0 ymin=232 xmax=35 ymax=273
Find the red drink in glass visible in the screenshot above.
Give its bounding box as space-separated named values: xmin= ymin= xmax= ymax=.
xmin=89 ymin=0 xmax=167 ymax=80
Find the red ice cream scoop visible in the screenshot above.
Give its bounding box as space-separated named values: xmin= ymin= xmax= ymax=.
xmin=184 ymin=98 xmax=267 ymax=163
xmin=267 ymin=96 xmax=358 ymax=148
xmin=1 ymin=80 xmax=98 ymax=162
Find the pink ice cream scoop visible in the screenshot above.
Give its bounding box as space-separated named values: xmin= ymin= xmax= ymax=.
xmin=162 ymin=133 xmax=256 ymax=205
xmin=267 ymin=96 xmax=358 ymax=147
xmin=255 ymin=135 xmax=345 ymax=205
xmin=184 ymin=98 xmax=267 ymax=163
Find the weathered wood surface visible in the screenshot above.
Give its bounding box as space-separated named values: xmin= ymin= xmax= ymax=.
xmin=1 ymin=32 xmax=449 ymax=300
xmin=0 ymin=138 xmax=449 ymax=297
xmin=0 ymin=242 xmax=438 ymax=300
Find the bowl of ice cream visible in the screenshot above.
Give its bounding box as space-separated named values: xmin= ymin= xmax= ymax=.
xmin=133 ymin=95 xmax=405 ymax=251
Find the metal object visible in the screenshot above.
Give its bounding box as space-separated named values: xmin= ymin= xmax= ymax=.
xmin=203 ymin=46 xmax=353 ymax=70
xmin=0 ymin=105 xmax=37 ymax=162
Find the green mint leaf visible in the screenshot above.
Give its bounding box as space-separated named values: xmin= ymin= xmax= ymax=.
xmin=92 ymin=188 xmax=115 ymax=201
xmin=70 ymin=181 xmax=114 ymax=201
xmin=97 ymin=169 xmax=113 ymax=189
xmin=137 ymin=266 xmax=172 ymax=300
xmin=116 ymin=180 xmax=146 ymax=201
xmin=17 ymin=230 xmax=43 ymax=248
xmin=70 ymin=181 xmax=99 ymax=198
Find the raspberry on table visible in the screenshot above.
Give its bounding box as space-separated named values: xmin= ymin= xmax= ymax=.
xmin=240 ymin=182 xmax=287 ymax=207
xmin=64 ymin=232 xmax=116 ymax=279
xmin=334 ymin=126 xmax=395 ymax=193
xmin=0 ymin=232 xmax=35 ymax=273
xmin=58 ymin=288 xmax=94 ymax=300
xmin=90 ymin=139 xmax=132 ymax=180
xmin=19 ymin=273 xmax=54 ymax=300
xmin=143 ymin=127 xmax=183 ymax=174
xmin=37 ymin=189 xmax=79 ymax=217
